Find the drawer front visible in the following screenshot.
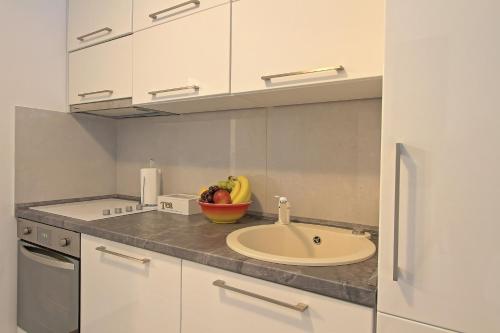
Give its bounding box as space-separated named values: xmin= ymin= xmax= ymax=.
xmin=81 ymin=234 xmax=181 ymax=333
xmin=181 ymin=260 xmax=373 ymax=333
xmin=133 ymin=3 xmax=230 ymax=105
xmin=68 ymin=0 xmax=132 ymax=51
xmin=134 ymin=0 xmax=228 ymax=31
xmin=69 ymin=36 xmax=132 ymax=105
xmin=231 ymin=0 xmax=384 ymax=94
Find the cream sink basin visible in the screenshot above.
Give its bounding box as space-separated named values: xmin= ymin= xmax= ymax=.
xmin=226 ymin=223 xmax=376 ymax=266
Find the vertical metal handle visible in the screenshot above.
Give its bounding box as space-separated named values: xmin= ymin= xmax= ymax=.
xmin=393 ymin=143 xmax=403 ymax=281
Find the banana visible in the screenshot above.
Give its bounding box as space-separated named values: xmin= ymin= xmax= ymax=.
xmin=232 ymin=176 xmax=251 ymax=204
xmin=230 ymin=179 xmax=241 ymax=201
xmin=198 ymin=187 xmax=208 ymax=197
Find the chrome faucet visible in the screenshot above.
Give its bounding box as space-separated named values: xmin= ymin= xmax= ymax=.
xmin=274 ymin=196 xmax=291 ymax=225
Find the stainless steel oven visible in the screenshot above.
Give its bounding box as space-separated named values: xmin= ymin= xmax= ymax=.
xmin=17 ymin=219 xmax=80 ymax=333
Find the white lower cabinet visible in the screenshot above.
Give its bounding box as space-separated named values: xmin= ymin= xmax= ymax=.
xmin=181 ymin=260 xmax=374 ymax=333
xmin=80 ymin=234 xmax=181 ymax=333
xmin=377 ymin=313 xmax=456 ymax=333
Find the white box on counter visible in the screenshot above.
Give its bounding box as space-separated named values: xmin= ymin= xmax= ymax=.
xmin=157 ymin=194 xmax=201 ymax=215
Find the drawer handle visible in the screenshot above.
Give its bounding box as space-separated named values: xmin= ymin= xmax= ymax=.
xmin=148 ymin=85 xmax=199 ymax=96
xmin=213 ymin=280 xmax=308 ymax=312
xmin=76 ymin=27 xmax=112 ymax=41
xmin=149 ymin=0 xmax=201 ymax=19
xmin=78 ymin=89 xmax=114 ymax=98
xmin=95 ymin=246 xmax=150 ymax=264
xmin=261 ymin=65 xmax=344 ymax=81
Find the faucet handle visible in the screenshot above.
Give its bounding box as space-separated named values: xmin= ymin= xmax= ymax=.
xmin=273 ymin=196 xmax=289 ymax=206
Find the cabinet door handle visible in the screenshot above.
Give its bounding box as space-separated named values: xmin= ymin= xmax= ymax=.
xmin=149 ymin=0 xmax=201 ymax=19
xmin=148 ymin=85 xmax=199 ymax=96
xmin=78 ymin=89 xmax=114 ymax=98
xmin=95 ymin=246 xmax=150 ymax=264
xmin=261 ymin=65 xmax=344 ymax=81
xmin=393 ymin=143 xmax=403 ymax=281
xmin=213 ymin=280 xmax=308 ymax=312
xmin=76 ymin=27 xmax=112 ymax=41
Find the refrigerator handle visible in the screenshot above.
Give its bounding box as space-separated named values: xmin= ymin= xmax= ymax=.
xmin=393 ymin=143 xmax=403 ymax=281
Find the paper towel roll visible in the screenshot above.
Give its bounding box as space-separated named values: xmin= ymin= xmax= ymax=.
xmin=140 ymin=168 xmax=160 ymax=206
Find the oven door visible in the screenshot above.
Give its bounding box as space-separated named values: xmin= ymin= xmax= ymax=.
xmin=18 ymin=240 xmax=79 ymax=333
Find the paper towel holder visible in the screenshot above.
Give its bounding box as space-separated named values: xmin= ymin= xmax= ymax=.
xmin=141 ymin=159 xmax=161 ymax=207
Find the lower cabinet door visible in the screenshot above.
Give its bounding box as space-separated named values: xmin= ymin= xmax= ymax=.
xmin=81 ymin=234 xmax=181 ymax=333
xmin=377 ymin=313 xmax=457 ymax=333
xmin=181 ymin=261 xmax=373 ymax=333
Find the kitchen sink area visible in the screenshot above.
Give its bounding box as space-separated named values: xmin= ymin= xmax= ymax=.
xmin=226 ymin=223 xmax=376 ymax=266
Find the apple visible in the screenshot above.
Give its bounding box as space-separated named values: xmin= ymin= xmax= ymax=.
xmin=213 ymin=189 xmax=232 ymax=204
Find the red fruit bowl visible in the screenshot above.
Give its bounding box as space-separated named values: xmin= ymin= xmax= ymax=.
xmin=198 ymin=201 xmax=251 ymax=224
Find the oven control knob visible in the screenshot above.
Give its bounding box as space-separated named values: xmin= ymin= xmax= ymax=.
xmin=102 ymin=209 xmax=111 ymax=216
xmin=60 ymin=238 xmax=70 ymax=247
xmin=115 ymin=207 xmax=123 ymax=214
xmin=22 ymin=227 xmax=32 ymax=235
xmin=125 ymin=206 xmax=133 ymax=212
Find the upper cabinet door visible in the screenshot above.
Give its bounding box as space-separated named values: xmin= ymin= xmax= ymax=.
xmin=68 ymin=36 xmax=132 ymax=105
xmin=133 ymin=3 xmax=230 ymax=105
xmin=133 ymin=0 xmax=228 ymax=32
xmin=68 ymin=0 xmax=132 ymax=51
xmin=231 ymin=0 xmax=384 ymax=94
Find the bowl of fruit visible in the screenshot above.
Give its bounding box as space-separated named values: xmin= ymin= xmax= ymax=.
xmin=198 ymin=176 xmax=251 ymax=224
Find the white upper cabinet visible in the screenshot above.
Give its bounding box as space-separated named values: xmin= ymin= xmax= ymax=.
xmin=231 ymin=0 xmax=384 ymax=94
xmin=133 ymin=3 xmax=230 ymax=106
xmin=68 ymin=0 xmax=132 ymax=51
xmin=133 ymin=0 xmax=228 ymax=32
xmin=81 ymin=235 xmax=181 ymax=333
xmin=182 ymin=260 xmax=373 ymax=333
xmin=68 ymin=36 xmax=132 ymax=105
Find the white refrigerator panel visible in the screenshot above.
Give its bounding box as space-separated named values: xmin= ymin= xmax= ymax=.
xmin=378 ymin=0 xmax=500 ymax=332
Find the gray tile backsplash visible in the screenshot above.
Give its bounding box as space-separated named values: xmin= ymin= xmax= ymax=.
xmin=15 ymin=100 xmax=381 ymax=225
xmin=15 ymin=107 xmax=117 ymax=203
xmin=116 ymin=99 xmax=381 ymax=226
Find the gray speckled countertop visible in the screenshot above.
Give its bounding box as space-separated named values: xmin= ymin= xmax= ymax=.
xmin=15 ymin=196 xmax=378 ymax=307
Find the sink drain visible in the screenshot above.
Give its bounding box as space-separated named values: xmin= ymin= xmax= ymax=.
xmin=313 ymin=236 xmax=322 ymax=245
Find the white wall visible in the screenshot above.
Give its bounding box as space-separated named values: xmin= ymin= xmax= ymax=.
xmin=0 ymin=1 xmax=67 ymax=331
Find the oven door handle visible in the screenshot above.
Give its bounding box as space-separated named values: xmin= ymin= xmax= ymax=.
xmin=20 ymin=245 xmax=75 ymax=271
